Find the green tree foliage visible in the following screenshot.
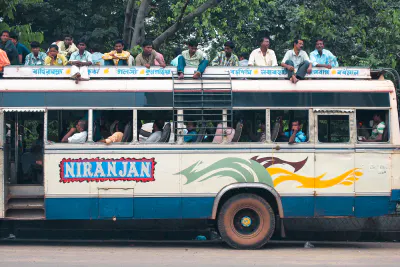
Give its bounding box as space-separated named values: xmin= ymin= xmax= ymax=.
xmin=0 ymin=0 xmax=44 ymax=48
xmin=6 ymin=0 xmax=400 ymax=70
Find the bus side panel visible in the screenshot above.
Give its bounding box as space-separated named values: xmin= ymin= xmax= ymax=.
xmin=44 ymin=151 xmax=181 ymax=220
xmin=391 ymin=153 xmax=400 ymax=203
xmin=0 ymin=149 xmax=4 ymax=219
xmin=355 ymin=152 xmax=392 ymax=217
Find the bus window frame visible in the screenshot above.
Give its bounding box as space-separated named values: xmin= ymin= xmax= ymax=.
xmin=269 ymin=108 xmax=312 ymax=144
xmin=355 ymin=108 xmax=391 ymax=144
xmin=45 ymin=107 xmax=89 ymax=145
xmin=230 ymin=108 xmax=269 ymax=144
xmin=314 ymin=109 xmax=355 ymax=144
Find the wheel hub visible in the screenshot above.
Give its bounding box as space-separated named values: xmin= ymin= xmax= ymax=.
xmin=241 ymin=216 xmax=252 ymax=227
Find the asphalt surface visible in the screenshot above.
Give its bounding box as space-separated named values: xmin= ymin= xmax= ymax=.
xmin=0 ymin=240 xmax=399 ymax=266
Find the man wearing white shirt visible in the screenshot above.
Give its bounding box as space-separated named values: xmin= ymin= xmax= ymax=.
xmin=145 ymin=120 xmax=164 ymax=143
xmin=281 ymin=39 xmax=312 ymax=84
xmin=248 ymin=37 xmax=278 ymax=67
xmin=61 ymin=120 xmax=88 ymax=143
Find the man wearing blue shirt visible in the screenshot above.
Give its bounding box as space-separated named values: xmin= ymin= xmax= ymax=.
xmin=69 ymin=40 xmax=92 ymax=84
xmin=10 ymin=32 xmax=30 ymax=65
xmin=285 ymin=120 xmax=307 ymax=144
xmin=310 ymin=39 xmax=338 ymax=69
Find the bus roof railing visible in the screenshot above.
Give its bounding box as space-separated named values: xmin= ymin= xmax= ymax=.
xmin=2 ymin=66 xmax=372 ymax=79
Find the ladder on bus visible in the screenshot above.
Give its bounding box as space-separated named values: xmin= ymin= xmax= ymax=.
xmin=172 ymin=70 xmax=233 ymax=143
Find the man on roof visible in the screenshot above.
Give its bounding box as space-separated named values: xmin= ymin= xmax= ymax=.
xmin=69 ymin=40 xmax=93 ymax=84
xmin=56 ymin=35 xmax=78 ymax=60
xmin=10 ymin=32 xmax=30 ymax=65
xmin=135 ymin=40 xmax=166 ymax=68
xmin=25 ymin=41 xmax=47 ymax=66
xmin=310 ymin=39 xmax=338 ymax=69
xmin=211 ymin=41 xmax=239 ymax=67
xmin=102 ymin=40 xmax=130 ymax=66
xmin=281 ymin=38 xmax=312 ymax=84
xmin=248 ymin=37 xmax=278 ymax=67
xmin=0 ymin=30 xmax=18 ymax=65
xmin=177 ymin=40 xmax=209 ymax=80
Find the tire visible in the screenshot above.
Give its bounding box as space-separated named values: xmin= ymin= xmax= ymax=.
xmin=217 ymin=193 xmax=275 ymax=249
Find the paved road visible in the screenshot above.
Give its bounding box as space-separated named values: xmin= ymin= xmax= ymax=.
xmin=0 ymin=241 xmax=399 ymax=266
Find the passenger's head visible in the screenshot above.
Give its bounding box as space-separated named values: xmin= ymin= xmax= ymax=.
xmin=174 ymin=47 xmax=182 ymax=57
xmin=259 ymin=37 xmax=270 ymax=49
xmin=293 ymin=38 xmax=304 ymax=51
xmin=153 ymin=120 xmax=165 ymax=132
xmin=373 ymin=113 xmax=383 ymax=123
xmin=224 ymin=41 xmax=235 ymax=57
xmin=77 ymin=40 xmax=87 ymax=52
xmin=116 ymin=121 xmax=127 ymax=133
xmin=64 ymin=35 xmax=73 ymax=46
xmin=291 ymin=120 xmax=301 ymax=131
xmin=1 ymin=30 xmax=10 ymax=43
xmin=9 ymin=32 xmax=18 ymax=45
xmin=188 ymin=40 xmax=198 ymax=55
xmin=30 ymin=41 xmax=41 ymax=55
xmin=239 ymin=52 xmax=249 ymax=61
xmin=187 ymin=121 xmax=197 ymax=131
xmin=48 ymin=44 xmax=59 ymax=58
xmin=142 ymin=40 xmax=153 ymax=55
xmin=76 ymin=120 xmax=88 ymax=133
xmin=315 ymin=38 xmax=324 ymax=51
xmin=114 ymin=40 xmax=124 ymax=53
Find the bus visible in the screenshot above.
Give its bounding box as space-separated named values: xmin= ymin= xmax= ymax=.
xmin=0 ymin=65 xmax=399 ymax=249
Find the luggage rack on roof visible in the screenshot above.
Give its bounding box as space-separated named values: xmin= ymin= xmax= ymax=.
xmin=172 ymin=71 xmax=234 ymax=143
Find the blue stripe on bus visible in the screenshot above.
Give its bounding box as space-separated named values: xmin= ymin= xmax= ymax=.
xmin=391 ymin=189 xmax=400 ymax=201
xmin=45 ymin=195 xmax=396 ymax=220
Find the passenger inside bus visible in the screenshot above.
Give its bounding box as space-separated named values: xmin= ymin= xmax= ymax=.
xmin=61 ymin=120 xmax=88 ymax=143
xmin=184 ymin=121 xmax=198 ymax=143
xmin=359 ymin=112 xmax=387 ymax=142
xmin=271 ymin=110 xmax=308 ymax=143
xmin=98 ymin=120 xmax=126 ymax=144
xmin=212 ymin=123 xmax=235 ymax=143
xmin=145 ymin=119 xmax=165 ymax=143
xmin=285 ymin=120 xmax=307 ymax=144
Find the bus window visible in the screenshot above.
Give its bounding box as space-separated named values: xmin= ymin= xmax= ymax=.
xmin=270 ymin=110 xmax=308 ymax=143
xmin=233 ymin=110 xmax=266 ymax=142
xmin=92 ymin=110 xmax=133 ymax=144
xmin=318 ymin=115 xmax=349 ymax=143
xmin=138 ymin=110 xmax=173 ymax=143
xmin=47 ymin=110 xmax=88 ymax=143
xmin=180 ymin=109 xmax=232 ymax=143
xmin=356 ymin=110 xmax=389 ymax=142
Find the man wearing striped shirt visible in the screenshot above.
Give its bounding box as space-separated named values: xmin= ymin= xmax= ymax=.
xmin=211 ymin=41 xmax=239 ymax=67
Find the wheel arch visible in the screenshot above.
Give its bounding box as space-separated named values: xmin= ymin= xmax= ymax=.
xmin=211 ymin=183 xmax=284 ymax=219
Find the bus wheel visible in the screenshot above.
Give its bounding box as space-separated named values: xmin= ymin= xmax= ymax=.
xmin=217 ymin=193 xmax=275 ymax=249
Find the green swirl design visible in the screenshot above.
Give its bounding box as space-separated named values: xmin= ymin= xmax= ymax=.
xmin=177 ymin=157 xmax=274 ymax=187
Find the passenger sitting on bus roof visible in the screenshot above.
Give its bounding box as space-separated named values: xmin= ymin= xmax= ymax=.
xmin=69 ymin=40 xmax=93 ymax=84
xmin=25 ymin=42 xmax=46 ymax=66
xmin=98 ymin=121 xmax=126 ymax=144
xmin=248 ymin=37 xmax=278 ymax=67
xmin=285 ymin=120 xmax=307 ymax=144
xmin=0 ymin=30 xmax=18 ymax=65
xmin=61 ymin=120 xmax=88 ymax=143
xmin=184 ymin=122 xmax=198 ymax=143
xmin=145 ymin=120 xmax=165 ymax=143
xmin=10 ymin=32 xmax=30 ymax=65
xmin=45 ymin=44 xmax=68 ymax=66
xmin=177 ymin=40 xmax=209 ymax=80
xmin=211 ymin=41 xmax=239 ymax=67
xmin=238 ymin=53 xmax=249 ymax=67
xmin=154 ymin=52 xmax=165 ymax=66
xmin=0 ymin=48 xmax=10 ymax=73
xmin=56 ymin=35 xmax=78 ymax=60
xmin=135 ymin=40 xmax=166 ymax=68
xmin=310 ymin=39 xmax=338 ymax=69
xmin=360 ymin=113 xmax=386 ymax=142
xmin=102 ymin=40 xmax=130 ymax=66
xmin=281 ymin=38 xmax=312 ymax=84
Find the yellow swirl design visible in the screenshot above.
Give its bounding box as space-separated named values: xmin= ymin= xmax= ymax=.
xmin=267 ymin=167 xmax=363 ymax=189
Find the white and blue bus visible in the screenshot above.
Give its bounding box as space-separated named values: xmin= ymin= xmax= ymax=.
xmin=0 ymin=65 xmax=399 ymax=248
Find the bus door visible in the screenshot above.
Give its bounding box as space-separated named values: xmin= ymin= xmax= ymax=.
xmin=0 ymin=111 xmax=5 ymax=218
xmin=313 ymin=109 xmax=355 ymax=216
xmin=3 ymin=110 xmax=45 ymax=186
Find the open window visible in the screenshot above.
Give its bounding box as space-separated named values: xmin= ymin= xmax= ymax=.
xmin=138 ymin=110 xmax=173 ymax=143
xmin=233 ymin=110 xmax=266 ymax=142
xmin=356 ymin=110 xmax=389 ymax=143
xmin=270 ymin=110 xmax=308 ymax=143
xmin=47 ymin=110 xmax=88 ymax=144
xmin=92 ymin=110 xmax=133 ymax=144
xmin=317 ymin=114 xmax=350 ymax=143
